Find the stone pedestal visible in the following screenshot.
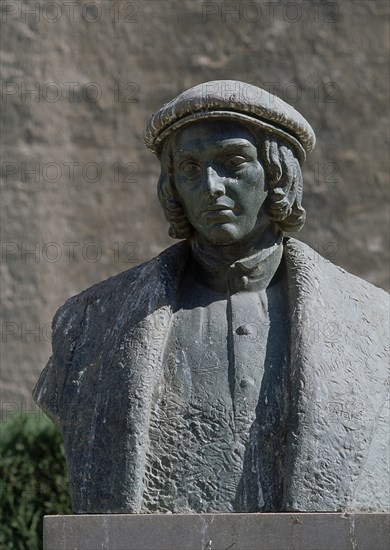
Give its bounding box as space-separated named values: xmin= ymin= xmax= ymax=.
xmin=44 ymin=513 xmax=389 ymax=550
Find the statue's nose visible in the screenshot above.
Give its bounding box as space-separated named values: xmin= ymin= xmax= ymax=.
xmin=204 ymin=166 xmax=225 ymax=197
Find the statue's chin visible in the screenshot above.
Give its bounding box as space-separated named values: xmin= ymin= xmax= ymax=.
xmin=198 ymin=223 xmax=249 ymax=246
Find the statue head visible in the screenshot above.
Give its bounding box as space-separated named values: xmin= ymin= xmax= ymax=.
xmin=144 ymin=80 xmax=315 ymax=245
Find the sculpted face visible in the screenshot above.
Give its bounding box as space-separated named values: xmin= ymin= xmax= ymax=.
xmin=173 ymin=120 xmax=268 ymax=246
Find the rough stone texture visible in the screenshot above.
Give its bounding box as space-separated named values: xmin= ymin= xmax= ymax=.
xmin=1 ymin=1 xmax=389 ymax=412
xmin=43 ymin=513 xmax=390 ymax=550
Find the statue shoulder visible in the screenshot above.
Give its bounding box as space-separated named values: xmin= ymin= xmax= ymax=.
xmin=51 ymin=240 xmax=190 ymax=340
xmin=33 ymin=240 xmax=190 ymax=421
xmin=284 ymin=236 xmax=389 ymax=335
xmin=285 ymin=236 xmax=388 ymax=297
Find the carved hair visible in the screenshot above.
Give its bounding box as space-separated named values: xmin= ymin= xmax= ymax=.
xmin=157 ymin=126 xmax=306 ymax=239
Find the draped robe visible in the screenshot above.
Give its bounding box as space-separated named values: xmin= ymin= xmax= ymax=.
xmin=33 ymin=237 xmax=389 ymax=513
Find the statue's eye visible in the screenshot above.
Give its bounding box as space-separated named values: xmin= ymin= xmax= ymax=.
xmin=180 ymin=161 xmax=201 ymax=178
xmin=225 ymin=155 xmax=246 ymax=168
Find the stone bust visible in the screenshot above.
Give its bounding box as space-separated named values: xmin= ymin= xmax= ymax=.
xmin=33 ymin=80 xmax=389 ymax=514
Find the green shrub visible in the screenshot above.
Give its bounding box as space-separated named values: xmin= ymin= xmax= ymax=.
xmin=0 ymin=412 xmax=72 ymax=549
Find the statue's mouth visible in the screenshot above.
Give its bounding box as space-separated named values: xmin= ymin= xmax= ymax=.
xmin=207 ymin=206 xmax=232 ymax=212
xmin=203 ymin=207 xmax=235 ymax=220
xmin=205 ymin=201 xmax=235 ymax=213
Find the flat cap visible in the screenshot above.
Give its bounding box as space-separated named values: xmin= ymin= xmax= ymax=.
xmin=144 ymin=80 xmax=316 ymax=162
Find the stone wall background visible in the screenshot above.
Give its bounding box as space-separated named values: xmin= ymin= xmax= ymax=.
xmin=1 ymin=0 xmax=389 ymax=411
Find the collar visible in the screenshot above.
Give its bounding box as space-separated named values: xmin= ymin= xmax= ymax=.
xmin=191 ymin=236 xmax=284 ymax=293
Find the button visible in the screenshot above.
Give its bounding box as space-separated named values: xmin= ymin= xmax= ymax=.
xmin=236 ymin=324 xmax=254 ymax=336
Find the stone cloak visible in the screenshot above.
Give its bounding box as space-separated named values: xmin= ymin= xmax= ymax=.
xmin=33 ymin=238 xmax=389 ymax=513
